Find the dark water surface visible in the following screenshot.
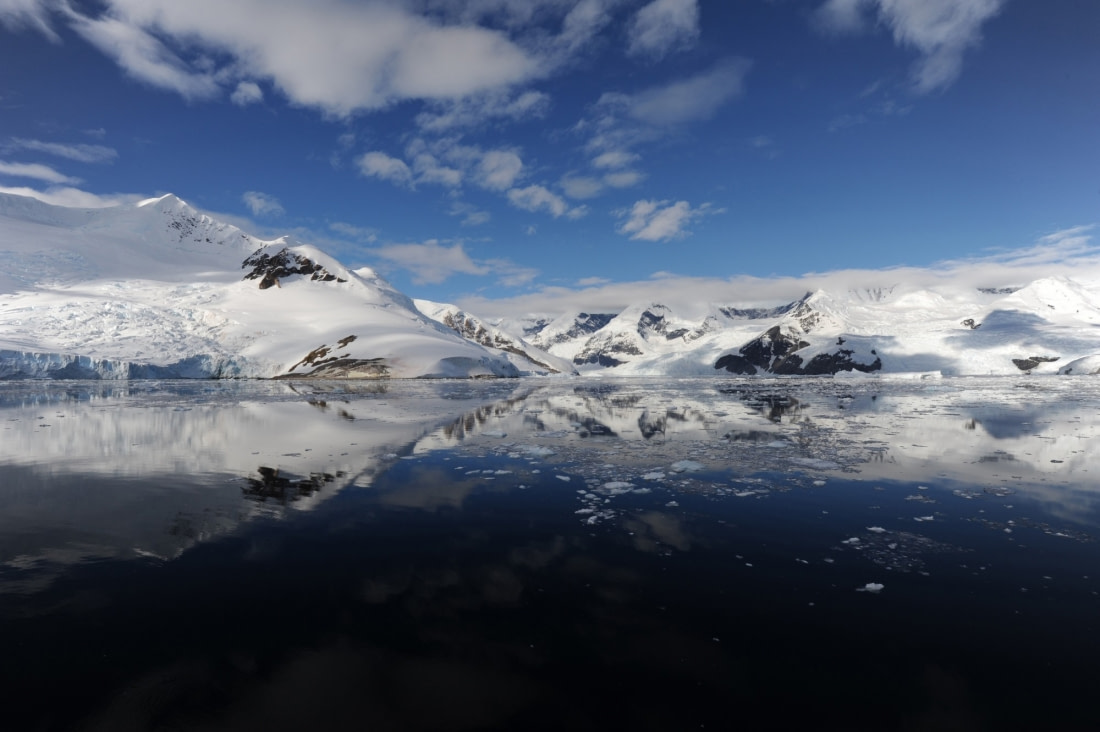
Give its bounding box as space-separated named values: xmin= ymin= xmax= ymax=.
xmin=1 ymin=377 xmax=1099 ymax=731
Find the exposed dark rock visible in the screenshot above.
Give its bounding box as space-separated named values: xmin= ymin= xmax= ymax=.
xmin=795 ymin=350 xmax=882 ymax=376
xmin=1012 ymin=355 xmax=1059 ymax=372
xmin=961 ymin=318 xmax=981 ymax=329
xmin=719 ymin=297 xmax=803 ymax=320
xmin=574 ymin=352 xmax=628 ymax=367
xmin=244 ymin=466 xmax=339 ymax=503
xmin=279 ymin=358 xmax=389 ymax=379
xmin=713 ymin=354 xmax=757 ymax=375
xmin=541 ymin=313 xmax=616 ymax=347
xmin=979 ymin=287 xmax=1021 ymax=295
xmin=242 ymin=247 xmax=347 ymax=289
xmin=435 ymin=310 xmax=566 ymax=373
xmin=742 ymin=326 xmax=810 ymax=370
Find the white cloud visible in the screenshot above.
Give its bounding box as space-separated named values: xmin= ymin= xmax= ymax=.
xmin=230 ymin=81 xmax=263 ymax=106
xmin=329 ymin=221 xmax=378 ymax=243
xmin=358 ymin=151 xmax=414 ymax=188
xmin=475 ymin=150 xmax=523 ymax=191
xmin=6 ymin=138 xmax=118 ymax=163
xmin=507 ymin=184 xmax=569 ymax=217
xmin=814 ymin=0 xmax=1006 ymax=93
xmin=603 ymin=169 xmax=644 ymax=188
xmin=592 ymin=150 xmax=639 ymax=169
xmin=0 ymin=184 xmax=143 ymax=208
xmin=368 ymin=239 xmax=537 ymax=287
xmin=0 ymin=0 xmax=59 ymax=41
xmin=0 ymin=160 xmax=80 ymax=184
xmin=457 ymin=225 xmax=1100 ymax=320
xmin=627 ymin=0 xmax=700 ymax=60
xmin=449 ymin=201 xmax=491 ymax=227
xmin=242 ymin=190 xmax=284 ymax=217
xmin=370 ymin=240 xmax=488 ymax=284
xmin=58 ymin=0 xmax=543 ymax=115
xmin=415 ymin=89 xmax=550 ymax=132
xmin=561 ymin=174 xmax=605 ymax=200
xmin=625 ymin=59 xmax=752 ymax=126
xmin=67 ymin=10 xmax=220 ymax=100
xmin=412 ymin=153 xmax=463 ymax=187
xmin=617 ymin=199 xmax=719 ymax=242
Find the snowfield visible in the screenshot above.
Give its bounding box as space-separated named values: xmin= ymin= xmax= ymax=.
xmin=2 ymin=191 xmax=1100 ymax=380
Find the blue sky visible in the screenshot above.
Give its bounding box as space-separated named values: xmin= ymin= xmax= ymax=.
xmin=1 ymin=0 xmax=1098 ymax=315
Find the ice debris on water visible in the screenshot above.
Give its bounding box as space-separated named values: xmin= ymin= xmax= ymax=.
xmin=867 ymin=526 xmax=886 ymax=533
xmin=670 ymin=460 xmax=705 ymax=473
xmin=482 ymin=430 xmax=507 ymax=438
xmin=858 ymin=583 xmax=884 ymax=593
xmin=642 ymin=472 xmax=666 ymax=481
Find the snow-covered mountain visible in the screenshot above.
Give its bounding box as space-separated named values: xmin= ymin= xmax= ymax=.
xmin=2 ymin=191 xmax=1099 ymax=380
xmin=496 ymin=279 xmax=1100 ymax=377
xmin=412 ymin=299 xmax=577 ymax=375
xmin=0 ymin=192 xmax=523 ymax=379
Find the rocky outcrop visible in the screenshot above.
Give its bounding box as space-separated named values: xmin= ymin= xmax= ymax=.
xmin=242 ymin=247 xmax=346 ymax=289
xmin=715 ymin=325 xmax=809 ymax=375
xmin=1012 ymin=355 xmax=1059 ymax=372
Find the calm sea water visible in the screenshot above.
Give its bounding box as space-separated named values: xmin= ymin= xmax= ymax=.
xmin=1 ymin=377 xmax=1098 ymax=731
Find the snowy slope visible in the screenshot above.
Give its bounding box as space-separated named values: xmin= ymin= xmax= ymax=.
xmin=0 ymin=192 xmax=520 ymax=379
xmin=413 ymin=299 xmax=577 ymax=375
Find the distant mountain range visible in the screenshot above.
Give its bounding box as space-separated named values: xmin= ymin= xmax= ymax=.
xmin=2 ymin=192 xmax=1099 ymax=380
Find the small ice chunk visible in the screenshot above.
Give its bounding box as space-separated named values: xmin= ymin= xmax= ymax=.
xmin=867 ymin=526 xmax=886 ymax=533
xmin=642 ymin=472 xmax=666 ymax=481
xmin=601 ymin=481 xmax=635 ymax=495
xmin=813 ymin=480 xmax=826 ymax=487
xmin=842 ymin=538 xmax=860 ymax=545
xmin=670 ymin=460 xmax=705 ymax=473
xmin=482 ymin=430 xmax=507 ymax=438
xmin=556 ymin=475 xmax=571 ymax=482
xmin=665 ymin=501 xmax=679 ymax=507
xmin=915 ymin=516 xmax=934 ymax=522
xmin=859 ymin=583 xmax=884 ymax=593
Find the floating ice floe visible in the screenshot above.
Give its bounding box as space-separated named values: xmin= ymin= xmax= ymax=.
xmin=858 ymin=583 xmax=884 ymax=593
xmin=867 ymin=526 xmax=886 ymax=533
xmin=669 ymin=460 xmax=705 ymax=473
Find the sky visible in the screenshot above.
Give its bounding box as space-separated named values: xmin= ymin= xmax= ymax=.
xmin=1 ymin=0 xmax=1098 ymax=317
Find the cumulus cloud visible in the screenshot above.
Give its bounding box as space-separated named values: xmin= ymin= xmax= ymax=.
xmin=411 ymin=153 xmax=464 ymax=187
xmin=230 ymin=81 xmax=263 ymax=106
xmin=358 ymin=151 xmax=414 ymax=188
xmin=617 ymin=199 xmax=719 ymax=242
xmin=0 ymin=161 xmax=80 ymax=184
xmin=369 ymin=240 xmax=488 ymax=284
xmin=52 ymin=0 xmax=543 ymax=115
xmin=592 ymin=150 xmax=640 ymax=170
xmin=507 ymin=184 xmax=570 ymax=217
xmin=814 ymin=0 xmax=1006 ymax=93
xmin=242 ymin=190 xmax=284 ymax=217
xmin=368 ymin=239 xmax=536 ymax=287
xmin=560 ymin=174 xmax=605 ymax=200
xmin=6 ymin=138 xmax=118 ymax=163
xmin=627 ymin=0 xmax=700 ymax=60
xmin=475 ymin=150 xmax=523 ymax=191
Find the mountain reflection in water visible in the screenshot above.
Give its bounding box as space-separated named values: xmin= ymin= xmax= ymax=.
xmin=1 ymin=377 xmax=1099 ymax=731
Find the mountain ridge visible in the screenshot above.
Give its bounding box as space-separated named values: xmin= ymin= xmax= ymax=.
xmin=2 ymin=192 xmax=1099 ymax=380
